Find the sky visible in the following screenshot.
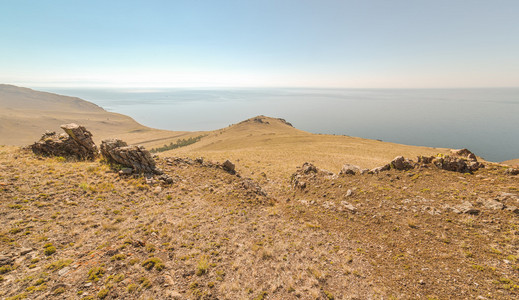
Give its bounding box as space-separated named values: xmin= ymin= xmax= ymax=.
xmin=1 ymin=0 xmax=518 ymax=88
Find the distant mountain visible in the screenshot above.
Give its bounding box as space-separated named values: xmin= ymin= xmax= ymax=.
xmin=0 ymin=84 xmax=104 ymax=112
xmin=0 ymin=84 xmax=179 ymax=146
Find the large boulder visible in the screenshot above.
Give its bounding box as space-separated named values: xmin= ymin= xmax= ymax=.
xmin=100 ymin=139 xmax=161 ymax=174
xmin=29 ymin=123 xmax=98 ymax=160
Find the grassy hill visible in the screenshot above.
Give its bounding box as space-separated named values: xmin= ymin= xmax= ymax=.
xmin=160 ymin=116 xmax=451 ymax=182
xmin=0 ymin=84 xmax=191 ymax=147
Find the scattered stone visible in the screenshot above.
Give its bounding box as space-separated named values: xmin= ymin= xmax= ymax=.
xmin=346 ymin=189 xmax=353 ymax=197
xmin=29 ymin=123 xmax=98 ymax=160
xmin=497 ymin=192 xmax=519 ymax=202
xmin=19 ymin=248 xmax=33 ymax=256
xmin=222 ymin=160 xmax=236 ymax=174
xmin=240 ymin=178 xmax=268 ymax=197
xmin=455 ymin=201 xmax=480 ymax=215
xmin=505 ymin=168 xmax=519 ymax=175
xmin=101 ymin=139 xmax=162 ymax=174
xmin=340 ymin=201 xmax=357 ymax=213
xmin=157 ymin=174 xmax=174 ymax=184
xmin=153 ymin=186 xmax=163 ymax=194
xmin=339 ymin=164 xmax=361 ymax=175
xmin=478 ymin=198 xmax=504 ymax=210
xmin=0 ymin=255 xmax=13 ymax=266
xmin=505 ymin=206 xmax=519 ymax=213
xmin=58 ymin=266 xmax=70 ymax=276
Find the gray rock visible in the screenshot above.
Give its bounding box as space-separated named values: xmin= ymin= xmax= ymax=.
xmin=497 ymin=192 xmax=519 ymax=202
xmin=480 ymin=198 xmax=504 ymax=210
xmin=455 ymin=201 xmax=480 ymax=215
xmin=101 ymin=139 xmax=161 ymax=174
xmin=119 ymin=168 xmax=133 ymax=175
xmin=369 ymin=164 xmax=391 ymax=174
xmin=346 ymin=189 xmax=353 ymax=197
xmin=339 ymin=164 xmax=361 ymax=175
xmin=341 ymin=201 xmax=357 ymax=212
xmin=58 ymin=266 xmax=70 ymax=276
xmin=19 ymin=248 xmax=33 ymax=256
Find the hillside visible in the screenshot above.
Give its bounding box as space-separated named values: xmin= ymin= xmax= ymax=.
xmin=1 ymin=142 xmax=519 ymax=299
xmin=0 ymin=85 xmax=190 ymax=147
xmin=160 ymin=116 xmax=451 ymax=182
xmin=502 ymin=159 xmax=519 ymax=167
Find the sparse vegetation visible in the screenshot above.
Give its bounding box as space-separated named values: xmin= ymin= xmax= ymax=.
xmin=142 ymin=257 xmax=165 ymax=271
xmin=0 ymin=117 xmax=519 ymax=299
xmin=150 ymin=135 xmax=206 ymax=153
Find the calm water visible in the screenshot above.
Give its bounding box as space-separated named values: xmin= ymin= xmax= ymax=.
xmin=43 ymin=87 xmax=519 ymax=162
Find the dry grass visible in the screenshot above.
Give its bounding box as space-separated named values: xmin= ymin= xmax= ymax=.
xmin=1 ymin=144 xmax=518 ymax=299
xmin=161 ymin=116 xmax=450 ymax=183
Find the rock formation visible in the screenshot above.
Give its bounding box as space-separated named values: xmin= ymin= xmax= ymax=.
xmin=100 ymin=139 xmax=162 ymax=175
xmin=29 ymin=123 xmax=98 ymax=160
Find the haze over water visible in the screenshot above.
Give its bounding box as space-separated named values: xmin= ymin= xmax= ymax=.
xmin=45 ymin=87 xmax=519 ymax=162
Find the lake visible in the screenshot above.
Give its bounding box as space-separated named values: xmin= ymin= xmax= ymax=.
xmin=42 ymin=87 xmax=519 ymax=162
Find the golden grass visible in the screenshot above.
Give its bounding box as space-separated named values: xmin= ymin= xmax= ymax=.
xmin=161 ymin=116 xmax=449 ymax=181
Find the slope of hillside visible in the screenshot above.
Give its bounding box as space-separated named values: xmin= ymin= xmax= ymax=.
xmin=161 ymin=116 xmax=451 ymax=182
xmin=502 ymin=159 xmax=519 ymax=167
xmin=0 ymin=84 xmax=188 ymax=146
xmin=1 ymin=144 xmax=518 ymax=299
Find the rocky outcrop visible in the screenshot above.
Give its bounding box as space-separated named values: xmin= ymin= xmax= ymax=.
xmin=366 ymin=150 xmax=483 ymax=175
xmin=431 ymin=156 xmax=481 ymax=173
xmin=29 ymin=123 xmax=98 ymax=160
xmin=100 ymin=139 xmax=162 ymax=175
xmin=390 ymin=156 xmax=414 ymax=170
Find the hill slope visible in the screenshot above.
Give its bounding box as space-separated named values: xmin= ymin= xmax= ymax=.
xmin=161 ymin=116 xmax=451 ymax=181
xmin=0 ymin=84 xmax=189 ymax=146
xmin=1 ymin=145 xmax=518 ymax=299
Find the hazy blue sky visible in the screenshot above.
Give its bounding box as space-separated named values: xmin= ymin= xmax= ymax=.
xmin=1 ymin=0 xmax=518 ymax=88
